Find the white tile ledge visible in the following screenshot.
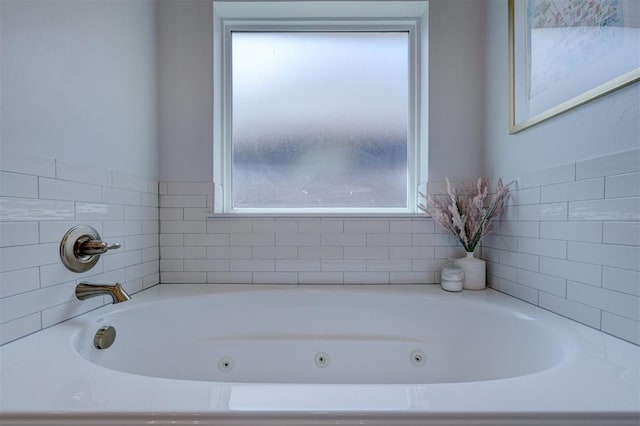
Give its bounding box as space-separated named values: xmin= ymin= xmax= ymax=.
xmin=207 ymin=213 xmax=433 ymax=219
xmin=0 ymin=412 xmax=638 ymax=426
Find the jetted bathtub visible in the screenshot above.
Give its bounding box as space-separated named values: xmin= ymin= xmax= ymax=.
xmin=1 ymin=284 xmax=639 ymax=425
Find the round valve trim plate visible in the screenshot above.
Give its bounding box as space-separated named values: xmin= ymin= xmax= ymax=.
xmin=60 ymin=225 xmax=103 ymax=273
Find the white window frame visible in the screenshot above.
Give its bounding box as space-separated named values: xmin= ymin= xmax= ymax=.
xmin=212 ymin=1 xmax=429 ymax=215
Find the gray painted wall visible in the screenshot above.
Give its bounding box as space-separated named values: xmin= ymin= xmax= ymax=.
xmin=0 ymin=0 xmax=159 ymax=180
xmin=483 ymin=0 xmax=640 ymax=178
xmin=157 ymin=0 xmax=213 ymax=182
xmin=157 ymin=0 xmax=486 ymax=182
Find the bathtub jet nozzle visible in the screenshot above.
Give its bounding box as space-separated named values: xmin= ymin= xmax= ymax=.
xmin=76 ymin=282 xmax=131 ymax=304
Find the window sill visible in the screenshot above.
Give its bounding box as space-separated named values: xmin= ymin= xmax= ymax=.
xmin=206 ymin=212 xmax=433 ymax=220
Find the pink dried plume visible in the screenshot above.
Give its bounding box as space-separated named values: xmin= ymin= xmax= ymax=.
xmin=418 ymin=178 xmax=514 ymax=253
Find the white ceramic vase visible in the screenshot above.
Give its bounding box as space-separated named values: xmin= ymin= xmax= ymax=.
xmin=458 ymin=252 xmax=486 ymax=290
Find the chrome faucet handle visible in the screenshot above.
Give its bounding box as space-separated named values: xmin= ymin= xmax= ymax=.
xmin=60 ymin=225 xmax=121 ymax=273
xmin=78 ymin=240 xmax=122 ymax=255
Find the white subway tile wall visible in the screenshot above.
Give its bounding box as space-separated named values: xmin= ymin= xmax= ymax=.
xmin=3 ymin=148 xmax=636 ymax=346
xmin=488 ymin=149 xmax=640 ymax=345
xmin=159 ymin=183 xmax=450 ymax=289
xmin=0 ymin=149 xmax=159 ymax=345
xmin=158 ymin=149 xmax=639 ymax=345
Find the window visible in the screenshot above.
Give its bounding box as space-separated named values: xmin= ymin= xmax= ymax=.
xmin=232 ymin=31 xmax=409 ymax=209
xmin=213 ymin=1 xmax=429 ymax=214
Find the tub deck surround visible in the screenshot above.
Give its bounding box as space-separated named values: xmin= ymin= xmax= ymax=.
xmin=1 ymin=285 xmax=638 ymax=426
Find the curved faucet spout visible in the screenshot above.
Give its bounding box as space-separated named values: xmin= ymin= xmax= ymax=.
xmin=76 ymin=282 xmax=131 ymax=304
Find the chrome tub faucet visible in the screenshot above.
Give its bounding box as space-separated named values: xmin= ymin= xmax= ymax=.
xmin=76 ymin=282 xmax=131 ymax=304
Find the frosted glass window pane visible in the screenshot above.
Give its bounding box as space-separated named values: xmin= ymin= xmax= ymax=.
xmin=231 ymin=32 xmax=408 ymax=209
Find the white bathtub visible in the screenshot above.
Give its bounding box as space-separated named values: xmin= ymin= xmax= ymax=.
xmin=1 ymin=285 xmax=639 ymax=425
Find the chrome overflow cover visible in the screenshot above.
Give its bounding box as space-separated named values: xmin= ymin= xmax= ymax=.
xmin=60 ymin=225 xmax=121 ymax=272
xmin=94 ymin=326 xmax=116 ymax=350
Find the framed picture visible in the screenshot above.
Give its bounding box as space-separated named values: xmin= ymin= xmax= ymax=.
xmin=509 ymin=0 xmax=640 ymax=133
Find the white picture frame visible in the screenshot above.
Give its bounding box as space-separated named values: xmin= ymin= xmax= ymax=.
xmin=509 ymin=0 xmax=640 ymax=134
